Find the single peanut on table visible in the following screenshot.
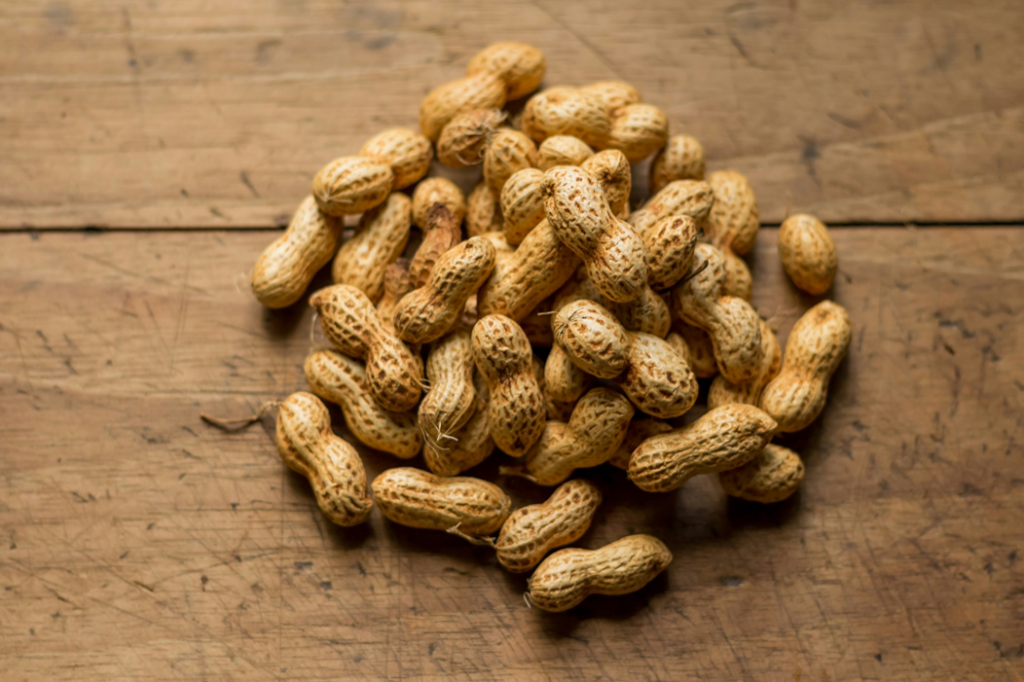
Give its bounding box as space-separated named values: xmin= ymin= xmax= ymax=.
xmin=372 ymin=467 xmax=512 ymax=534
xmin=778 ymin=213 xmax=838 ymax=295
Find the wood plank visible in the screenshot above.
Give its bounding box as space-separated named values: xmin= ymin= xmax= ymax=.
xmin=2 ymin=1 xmax=1023 ymax=228
xmin=2 ymin=227 xmax=1022 ymax=680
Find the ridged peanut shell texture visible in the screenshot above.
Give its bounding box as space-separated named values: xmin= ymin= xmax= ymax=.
xmin=619 ymin=332 xmax=698 ymax=419
xmin=629 ymin=404 xmax=777 ymax=492
xmin=252 ymin=196 xmax=341 ymax=309
xmin=425 ymin=370 xmax=495 ymax=477
xmin=496 ymin=480 xmax=602 ymax=573
xmin=275 ymin=392 xmax=372 ymax=526
xmin=778 ymin=214 xmax=838 ymax=295
xmin=606 ymin=103 xmax=669 ymax=163
xmin=484 ymin=128 xmax=539 ymax=197
xmin=581 ymin=149 xmax=632 ymax=218
xmin=410 ymin=203 xmax=463 ymax=289
xmin=359 ymin=128 xmax=433 ymax=189
xmin=537 ymin=135 xmax=595 ymax=170
xmin=542 ymin=166 xmax=647 ymax=303
xmin=650 ymin=134 xmax=706 ymax=193
xmin=309 ymin=284 xmax=423 ymax=412
xmin=553 ymin=299 xmax=631 ymax=379
xmin=466 ymin=42 xmax=546 ymax=100
xmin=466 ymin=181 xmax=504 ymax=236
xmin=608 ymin=418 xmax=673 ymax=470
xmin=472 ymin=315 xmax=546 ymax=457
xmin=420 ymin=72 xmax=506 ymax=141
xmin=372 ymin=468 xmax=511 ymax=535
xmin=708 ymin=319 xmax=781 ymax=409
xmin=628 ymin=179 xmax=714 ymax=238
xmin=521 ymin=86 xmax=611 ymax=149
xmin=579 ymin=80 xmax=641 ymax=111
xmin=436 ymin=108 xmax=506 ymax=168
xmin=760 ymin=300 xmax=851 ymax=433
xmin=418 ymin=329 xmax=477 ymax=461
xmin=606 ymin=286 xmax=671 ymax=338
xmin=707 ymin=170 xmax=759 ymax=255
xmin=643 ymin=215 xmax=698 ymax=291
xmin=526 ymin=535 xmax=672 ymax=612
xmin=304 ymin=350 xmax=422 ymax=459
xmin=411 ymin=177 xmax=467 ymax=231
xmin=719 ymin=443 xmax=805 ymax=503
xmin=331 ymin=192 xmax=411 ymax=302
xmin=312 ymin=155 xmax=394 ymax=216
xmin=500 ymin=168 xmax=546 ymax=245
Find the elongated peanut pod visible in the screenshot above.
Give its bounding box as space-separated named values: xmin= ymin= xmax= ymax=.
xmin=425 ymin=370 xmax=495 ymax=476
xmin=419 ymin=72 xmax=507 ymax=141
xmin=608 ymin=418 xmax=673 ymax=470
xmin=628 ymin=180 xmax=714 ymax=238
xmin=708 ymin=319 xmax=781 ymax=408
xmin=372 ymin=468 xmax=511 ymax=534
xmin=719 ymin=443 xmax=804 ymax=503
xmin=312 ymin=156 xmax=394 ymax=216
xmin=650 ymin=135 xmax=706 ymax=194
xmin=419 ymin=329 xmax=477 ymax=458
xmin=331 ymin=192 xmax=412 ymax=302
xmin=466 ymin=180 xmax=504 ymax=236
xmin=466 ymin=42 xmax=546 ymax=101
xmin=707 ymin=170 xmax=759 ymax=255
xmin=409 ymin=202 xmax=463 ymax=289
xmin=358 ymin=128 xmax=433 ymax=190
xmin=500 ymin=168 xmax=546 ymax=245
xmin=643 ymin=215 xmax=697 ymax=291
xmin=553 ymin=299 xmax=631 ymax=379
xmin=581 ymin=149 xmax=631 ymax=218
xmin=484 ymin=128 xmax=539 ymax=197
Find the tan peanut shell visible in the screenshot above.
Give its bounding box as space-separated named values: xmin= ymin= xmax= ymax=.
xmin=412 ymin=177 xmax=467 ymax=231
xmin=778 ymin=214 xmax=838 ymax=295
xmin=526 ymin=535 xmax=672 ymax=612
xmin=309 ymin=284 xmax=423 ymax=412
xmin=552 ymin=265 xmax=605 ymax=312
xmin=650 ymin=135 xmax=706 ymax=194
xmin=608 ymin=418 xmax=673 ymax=470
xmin=436 ymin=108 xmax=506 ymax=168
xmin=425 ymin=370 xmax=495 ymax=476
xmin=420 ymin=72 xmax=507 ymax=141
xmin=606 ymin=287 xmax=672 ymax=338
xmin=628 ymin=179 xmax=714 ymax=238
xmin=720 ymin=248 xmax=753 ymax=301
xmin=484 ymin=128 xmax=539 ymax=197
xmin=312 ymin=155 xmax=394 ymax=216
xmin=419 ymin=329 xmax=477 ymax=458
xmin=542 ymin=166 xmax=647 ymax=303
xmin=521 ymin=86 xmax=611 ymax=148
xmin=477 ymin=219 xmax=579 ymax=321
xmin=580 ymin=80 xmax=641 ymax=111
xmin=669 ymin=321 xmax=718 ymax=378
xmin=629 ymin=404 xmax=777 ymax=492
xmin=500 ymin=168 xmax=546 ymax=245
xmin=581 ymin=149 xmax=632 ymax=218
xmin=672 ymin=243 xmax=763 ymax=384
xmin=606 ymin=103 xmax=670 ymax=163
xmin=496 ymin=480 xmax=602 ymax=573
xmin=471 ymin=315 xmax=546 ymax=457
xmin=394 ymin=237 xmax=497 ymax=344
xmin=537 ymin=135 xmax=595 ymax=170
xmin=372 ymin=468 xmax=511 ymax=534
xmin=275 ymin=392 xmax=372 ymax=526
xmin=359 ymin=128 xmax=433 ymax=189
xmin=376 ymin=258 xmax=414 ymax=331
xmin=708 ymin=319 xmax=781 ymax=409
xmin=520 ymin=301 xmax=555 ymax=348
xmin=409 ymin=203 xmax=463 ymax=289
xmin=331 ymin=192 xmax=411 ymax=301
xmin=544 ymin=342 xmax=593 ymax=403
xmin=619 ymin=332 xmax=698 ymax=419
xmin=466 ymin=180 xmax=504 ymax=236
xmin=759 ymin=300 xmax=851 ymax=433
xmin=707 ymin=170 xmax=759 ymax=255
xmin=644 ymin=215 xmax=698 ymax=291
xmin=553 ymin=299 xmax=631 ymax=379
xmin=719 ymin=443 xmax=804 ymax=503
xmin=304 ymin=350 xmax=422 ymax=459
xmin=466 ymin=42 xmax=546 ymax=100
xmin=252 ymin=196 xmax=342 ymax=309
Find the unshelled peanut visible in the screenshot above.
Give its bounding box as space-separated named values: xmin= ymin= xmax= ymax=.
xmin=500 ymin=168 xmax=546 ymax=245
xmin=708 ymin=319 xmax=781 ymax=409
xmin=628 ymin=179 xmax=714 ymax=238
xmin=484 ymin=128 xmax=539 ymax=197
xmin=331 ymin=192 xmax=411 ymax=301
xmin=359 ymin=127 xmax=433 ymax=190
xmin=436 ymin=108 xmax=506 ymax=168
xmin=409 ymin=203 xmax=463 ymax=289
xmin=425 ymin=370 xmax=495 ymax=476
xmin=719 ymin=443 xmax=804 ymax=503
xmin=418 ymin=328 xmax=477 ymax=459
xmin=312 ymin=155 xmax=394 ymax=216
xmin=706 ymin=170 xmax=759 ymax=255
xmin=412 ymin=177 xmax=467 ymax=231
xmin=650 ymin=135 xmax=706 ymax=193
xmin=608 ymin=418 xmax=673 ymax=470
xmin=778 ymin=213 xmax=838 ymax=295
xmin=466 ymin=41 xmax=546 ymax=101
xmin=537 ymin=135 xmax=595 ymax=170
xmin=466 ymin=180 xmax=504 ymax=236
xmin=372 ymin=468 xmax=511 ymax=534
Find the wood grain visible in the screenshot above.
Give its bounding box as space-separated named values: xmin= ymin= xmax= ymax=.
xmin=1 ymin=228 xmax=1021 ymax=680
xmin=2 ymin=0 xmax=1023 ymax=228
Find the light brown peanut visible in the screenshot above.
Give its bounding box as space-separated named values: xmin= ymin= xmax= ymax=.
xmin=331 ymin=192 xmax=411 ymax=301
xmin=552 ymin=299 xmax=631 ymax=379
xmin=419 ymin=72 xmax=507 ymax=141
xmin=720 ymin=248 xmax=753 ymax=301
xmin=521 ymin=86 xmax=612 ymax=149
xmin=606 ymin=287 xmax=672 ymax=338
xmin=608 ymin=418 xmax=673 ymax=470
xmin=672 ymin=243 xmax=764 ymax=384
xmin=418 ymin=328 xmax=477 ymax=460
xmin=526 ymin=535 xmax=672 ymax=612
xmin=484 ymin=128 xmax=539 ymax=197
xmin=471 ymin=315 xmax=546 ymax=457
xmin=707 ymin=170 xmax=759 ymax=255
xmin=629 ymin=404 xmax=777 ymax=492
xmin=496 ymin=480 xmax=602 ymax=573
xmin=252 ymin=196 xmax=342 ymax=309
xmin=359 ymin=128 xmax=433 ymax=190
xmin=466 ymin=41 xmax=546 ymax=100
xmin=411 ymin=177 xmax=467 ymax=231
xmin=644 ymin=215 xmax=698 ymax=291
xmin=309 ymin=284 xmax=423 ymax=412
xmin=708 ymin=319 xmax=781 ymax=409
xmin=581 ymin=149 xmax=632 ymax=218
xmin=580 ymin=80 xmax=641 ymax=111
xmin=544 ymin=342 xmax=593 ymax=404
xmin=719 ymin=443 xmax=804 ymax=503
xmin=759 ymin=300 xmax=851 ymax=433
xmin=425 ymin=370 xmax=495 ymax=476
xmin=275 ymin=392 xmax=372 ymax=526
xmin=376 ymin=258 xmax=414 ymax=332
xmin=778 ymin=213 xmax=838 ymax=295
xmin=466 ymin=180 xmax=504 ymax=236
xmin=537 ymin=135 xmax=595 ymax=170
xmin=668 ymin=320 xmax=718 ymax=378
xmin=650 ymin=135 xmax=706 ymax=194
xmin=605 ymin=102 xmax=669 ymax=163
xmin=312 ymin=155 xmax=394 ymax=216
xmin=628 ymin=179 xmax=714 ymax=238
xmin=542 ymin=166 xmax=647 ymax=303
xmin=394 ymin=237 xmax=497 ymax=344
xmin=304 ymin=350 xmax=422 ymax=458
xmin=372 ymin=467 xmax=511 ymax=534
xmin=409 ymin=203 xmax=463 ymax=289
xmin=500 ymin=168 xmax=546 ymax=245
xmin=436 ymin=108 xmax=506 ymax=168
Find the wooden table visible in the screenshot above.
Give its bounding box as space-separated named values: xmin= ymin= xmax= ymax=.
xmin=2 ymin=2 xmax=1022 ymax=680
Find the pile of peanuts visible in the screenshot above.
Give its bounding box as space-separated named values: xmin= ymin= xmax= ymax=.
xmin=248 ymin=42 xmax=850 ymax=613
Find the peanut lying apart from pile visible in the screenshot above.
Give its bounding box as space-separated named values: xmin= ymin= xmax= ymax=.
xmin=245 ymin=42 xmax=850 ymax=612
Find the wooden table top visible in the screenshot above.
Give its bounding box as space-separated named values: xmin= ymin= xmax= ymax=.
xmin=2 ymin=2 xmax=1022 ymax=681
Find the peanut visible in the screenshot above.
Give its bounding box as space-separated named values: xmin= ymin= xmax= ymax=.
xmin=252 ymin=196 xmax=342 ymax=309
xmin=505 ymin=387 xmax=633 ymax=485
xmin=312 ymin=155 xmax=394 ymax=216
xmin=436 ymin=108 xmax=505 ymax=168
xmin=778 ymin=213 xmax=838 ymax=295
xmin=466 ymin=41 xmax=546 ymax=101
xmin=604 ymin=103 xmax=669 ymax=163
xmin=331 ymin=192 xmax=411 ymax=301
xmin=425 ymin=370 xmax=495 ymax=476
xmin=483 ymin=128 xmax=539 ymax=197
xmin=629 ymin=404 xmax=777 ymax=492
xmin=542 ymin=166 xmax=647 ymax=303
xmin=552 ymin=299 xmax=630 ymax=379
xmin=719 ymin=443 xmax=804 ymax=503
xmin=471 ymin=315 xmax=547 ymax=457
xmin=668 ymin=320 xmax=718 ymax=378
xmin=759 ymin=300 xmax=851 ymax=433
xmin=496 ymin=480 xmax=602 ymax=573
xmin=275 ymin=392 xmax=372 ymax=526
xmin=581 ymin=149 xmax=632 ymax=218
xmin=707 ymin=170 xmax=759 ymax=255
xmin=579 ymin=80 xmax=641 ymax=111
xmin=544 ymin=342 xmax=593 ymax=404
xmin=605 ymin=287 xmax=672 ymax=338
xmin=411 ymin=177 xmax=467 ymax=231
xmin=309 ymin=284 xmax=423 ymax=412
xmin=708 ymin=319 xmax=781 ymax=409
xmin=376 ymin=258 xmax=414 ymax=332
xmin=521 ymin=86 xmax=611 ymax=149
xmin=500 ymin=168 xmax=546 ymax=245
xmin=418 ymin=328 xmax=477 ymax=459
xmin=644 ymin=215 xmax=698 ymax=291
xmin=537 ymin=135 xmax=595 ymax=171
xmin=372 ymin=467 xmax=511 ymax=534
xmin=466 ymin=180 xmax=505 ymax=237
xmin=627 ymin=179 xmax=714 ymax=238
xmin=419 ymin=72 xmax=507 ymax=141
xmin=672 ymin=243 xmax=764 ymax=384
xmin=358 ymin=128 xmax=433 ymax=190
xmin=649 ymin=134 xmax=706 ymax=194
xmin=608 ymin=418 xmax=673 ymax=470
xmin=409 ymin=203 xmax=463 ymax=289
xmin=394 ymin=237 xmax=496 ymax=344
xmin=720 ymin=247 xmax=753 ymax=301
xmin=304 ymin=350 xmax=422 ymax=459
xmin=526 ymin=535 xmax=672 ymax=612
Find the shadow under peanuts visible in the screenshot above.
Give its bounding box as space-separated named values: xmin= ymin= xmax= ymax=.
xmin=258 ymin=263 xmax=334 ymax=339
xmin=279 ymin=467 xmax=377 ymax=550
